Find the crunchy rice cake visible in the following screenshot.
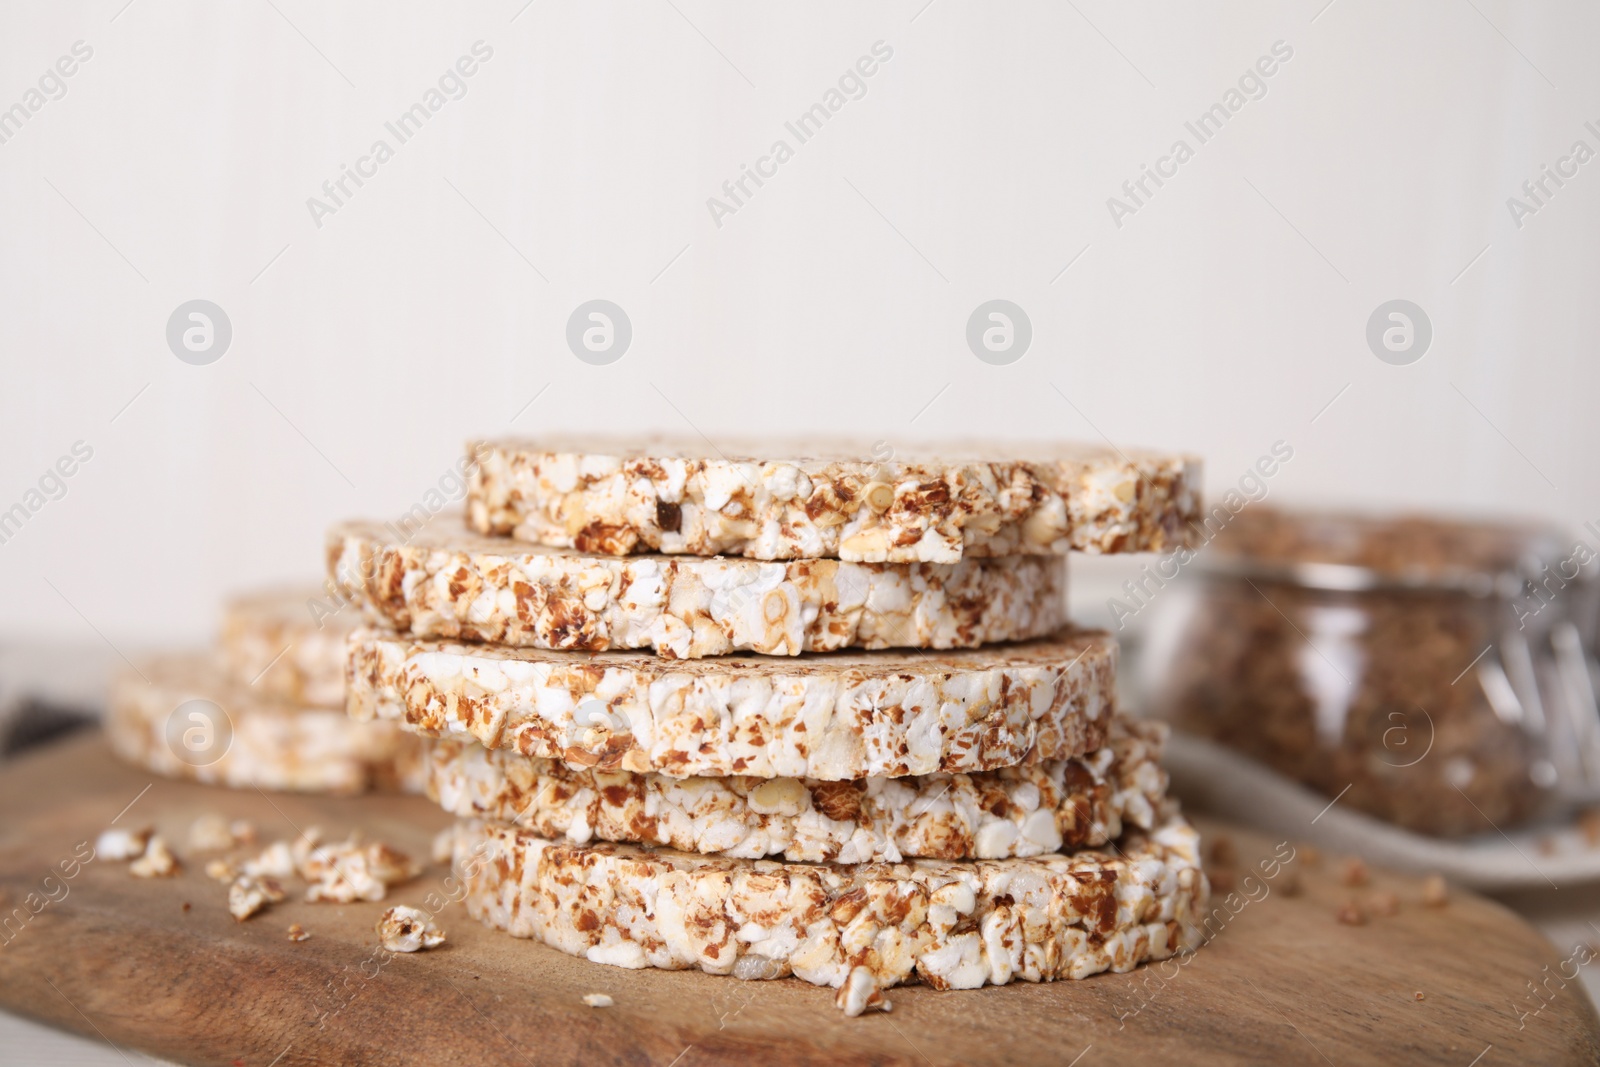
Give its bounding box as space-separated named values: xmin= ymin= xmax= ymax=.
xmin=108 ymin=653 xmax=423 ymax=794
xmin=452 ymin=812 xmax=1207 ymax=1015
xmin=347 ymin=628 xmax=1118 ymax=780
xmin=423 ymin=715 xmax=1168 ymax=863
xmin=466 ymin=436 xmax=1202 ymax=563
xmin=327 ymin=518 xmax=1067 ymax=658
xmin=220 ymin=587 xmax=352 ymax=706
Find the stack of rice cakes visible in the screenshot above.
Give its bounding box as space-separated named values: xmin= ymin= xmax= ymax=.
xmin=333 ymin=437 xmax=1210 ymax=1014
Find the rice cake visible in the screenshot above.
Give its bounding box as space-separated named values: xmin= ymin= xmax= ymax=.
xmin=108 ymin=653 xmax=423 ymax=794
xmin=451 ymin=812 xmax=1207 ymax=1015
xmin=422 ymin=715 xmax=1168 ymax=863
xmin=220 ymin=587 xmax=352 ymax=706
xmin=346 ymin=628 xmax=1118 ymax=780
xmin=466 ymin=436 xmax=1202 ymax=563
xmin=327 ymin=519 xmax=1067 ymax=658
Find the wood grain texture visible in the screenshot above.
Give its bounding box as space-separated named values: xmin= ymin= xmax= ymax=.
xmin=0 ymin=735 xmax=1596 ymax=1067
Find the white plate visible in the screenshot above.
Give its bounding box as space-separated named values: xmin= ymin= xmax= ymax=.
xmin=1166 ymin=731 xmax=1600 ymax=892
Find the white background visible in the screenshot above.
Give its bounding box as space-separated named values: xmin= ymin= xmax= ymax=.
xmin=0 ymin=0 xmax=1596 ymax=647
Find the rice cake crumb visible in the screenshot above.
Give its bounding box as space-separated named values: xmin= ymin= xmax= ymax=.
xmin=96 ymin=826 xmax=151 ymax=861
xmin=130 ymin=836 xmax=180 ymax=878
xmin=228 ymin=876 xmax=286 ymax=921
xmin=188 ymin=814 xmax=236 ymax=852
xmin=836 ymin=967 xmax=893 ymax=1017
xmin=242 ymin=841 xmax=296 ymax=881
xmin=303 ymin=838 xmax=421 ymax=904
xmin=377 ymin=906 xmax=445 ymax=952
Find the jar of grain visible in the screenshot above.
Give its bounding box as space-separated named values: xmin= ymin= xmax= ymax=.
xmin=1141 ymin=508 xmax=1600 ymax=836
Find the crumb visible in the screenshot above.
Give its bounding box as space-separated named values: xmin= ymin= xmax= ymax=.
xmin=1209 ymin=869 xmax=1236 ymax=893
xmin=834 ymin=966 xmax=892 ymax=1016
xmin=229 ymin=876 xmax=286 ymax=921
xmin=96 ymin=826 xmax=152 ymax=862
xmin=1336 ymin=901 xmax=1365 ymax=926
xmin=1413 ymin=991 xmax=1425 ymax=1001
xmin=188 ymin=814 xmax=235 ymax=852
xmin=181 ymin=901 xmax=191 ymax=913
xmin=1299 ymin=844 xmax=1321 ymax=868
xmin=1340 ymin=858 xmax=1368 ymax=887
xmin=1421 ymin=874 xmax=1449 ymax=907
xmin=1277 ymin=872 xmax=1303 ymax=898
xmin=304 ymin=838 xmax=421 ymax=904
xmin=1368 ymin=891 xmax=1400 ymax=917
xmin=1208 ymin=835 xmax=1237 ymax=868
xmin=377 ymin=906 xmax=445 ymax=952
xmin=131 ymin=835 xmax=180 ymax=878
xmin=290 ymin=828 xmax=326 ymax=874
xmin=287 ymin=923 xmax=311 ymax=942
xmin=241 ymin=841 xmax=295 ymax=881
xmin=230 ymin=819 xmax=258 ymax=846
xmin=205 ymin=858 xmax=238 ymax=883
xmin=582 ymin=993 xmax=614 ymax=1008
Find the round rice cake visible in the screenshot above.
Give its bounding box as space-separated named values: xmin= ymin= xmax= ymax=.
xmin=422 ymin=715 xmax=1168 ymax=863
xmin=451 ymin=811 xmax=1208 ymax=1015
xmin=219 ymin=587 xmax=353 ymax=706
xmin=327 ymin=519 xmax=1067 ymax=658
xmin=466 ymin=436 xmax=1202 ymax=563
xmin=346 ymin=627 xmax=1118 ymax=780
xmin=108 ymin=652 xmax=423 ymax=794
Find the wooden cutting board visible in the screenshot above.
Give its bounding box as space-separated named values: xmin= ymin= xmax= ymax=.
xmin=1 ymin=735 xmax=1596 ymax=1067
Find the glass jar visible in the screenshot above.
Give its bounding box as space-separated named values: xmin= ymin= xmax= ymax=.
xmin=1141 ymin=509 xmax=1600 ymax=837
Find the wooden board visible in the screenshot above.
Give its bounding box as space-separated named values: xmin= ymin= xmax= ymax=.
xmin=1 ymin=734 xmax=1596 ymax=1067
